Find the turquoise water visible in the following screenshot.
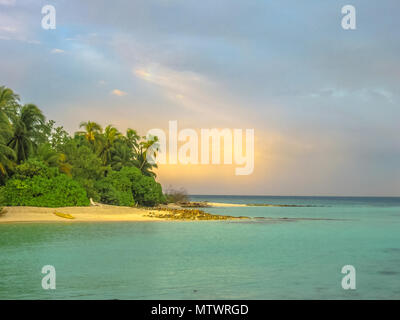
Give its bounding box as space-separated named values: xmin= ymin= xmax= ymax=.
xmin=1 ymin=196 xmax=400 ymax=299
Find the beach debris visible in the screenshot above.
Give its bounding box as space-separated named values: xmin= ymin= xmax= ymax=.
xmin=180 ymin=201 xmax=210 ymax=208
xmin=90 ymin=198 xmax=101 ymax=206
xmin=146 ymin=207 xmax=248 ymax=221
xmin=53 ymin=211 xmax=75 ymax=219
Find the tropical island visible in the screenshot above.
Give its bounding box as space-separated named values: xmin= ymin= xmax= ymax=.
xmin=0 ymin=85 xmax=251 ymax=223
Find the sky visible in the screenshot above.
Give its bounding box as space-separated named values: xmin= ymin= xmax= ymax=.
xmin=0 ymin=0 xmax=399 ymax=196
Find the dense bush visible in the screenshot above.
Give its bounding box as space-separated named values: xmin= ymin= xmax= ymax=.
xmin=0 ymin=160 xmax=89 ymax=207
xmin=95 ymin=171 xmax=135 ymax=206
xmin=95 ymin=167 xmax=165 ymax=207
xmin=13 ymin=158 xmax=57 ymax=179
xmin=1 ymin=174 xmax=89 ymax=207
xmin=61 ymin=142 xmax=106 ymax=200
xmin=131 ymin=174 xmax=165 ymax=206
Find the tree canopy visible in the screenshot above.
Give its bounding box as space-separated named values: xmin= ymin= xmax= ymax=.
xmin=0 ymin=85 xmax=165 ymax=207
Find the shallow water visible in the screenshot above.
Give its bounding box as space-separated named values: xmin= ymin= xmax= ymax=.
xmin=1 ymin=196 xmax=400 ymax=299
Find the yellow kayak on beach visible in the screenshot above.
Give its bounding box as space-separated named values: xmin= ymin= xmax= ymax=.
xmin=53 ymin=211 xmax=75 ymax=219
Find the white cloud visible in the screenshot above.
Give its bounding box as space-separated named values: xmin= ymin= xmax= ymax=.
xmin=133 ymin=64 xmax=221 ymax=113
xmin=111 ymin=89 xmax=127 ymax=96
xmin=51 ymin=48 xmax=65 ymax=54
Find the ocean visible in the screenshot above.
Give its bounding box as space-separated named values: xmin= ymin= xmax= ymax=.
xmin=1 ymin=196 xmax=400 ymax=299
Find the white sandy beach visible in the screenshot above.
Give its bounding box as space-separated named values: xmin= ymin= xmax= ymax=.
xmin=0 ymin=202 xmax=250 ymax=224
xmin=0 ymin=205 xmax=166 ymax=223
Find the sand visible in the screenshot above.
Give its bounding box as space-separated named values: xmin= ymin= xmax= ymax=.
xmin=0 ymin=202 xmax=251 ymax=224
xmin=0 ymin=205 xmax=165 ymax=224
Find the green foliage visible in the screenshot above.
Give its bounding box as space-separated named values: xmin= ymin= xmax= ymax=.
xmin=62 ymin=142 xmax=105 ymax=180
xmin=95 ymin=167 xmax=165 ymax=207
xmin=0 ymin=85 xmax=167 ymax=208
xmin=132 ymin=174 xmax=165 ymax=206
xmin=34 ymin=143 xmax=72 ymax=175
xmin=0 ymin=87 xmax=17 ymax=179
xmin=8 ymin=104 xmax=46 ymax=163
xmin=0 ymin=160 xmax=89 ymax=207
xmin=13 ymin=158 xmax=57 ymax=179
xmin=0 ymin=85 xmax=20 ymax=117
xmin=61 ymin=141 xmax=106 ymax=199
xmin=97 ymin=125 xmax=122 ymax=166
xmin=132 ymin=135 xmax=159 ymax=177
xmin=95 ymin=171 xmax=135 ymax=206
xmin=111 ymin=141 xmax=134 ymax=171
xmin=118 ymin=167 xmax=165 ymax=206
xmin=1 ymin=173 xmax=89 ymax=207
xmin=40 ymin=120 xmax=71 ymax=151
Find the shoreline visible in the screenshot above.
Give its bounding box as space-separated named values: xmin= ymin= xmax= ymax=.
xmin=0 ymin=205 xmax=168 ymax=224
xmin=0 ymin=201 xmax=320 ymax=224
xmin=0 ymin=203 xmax=248 ymax=224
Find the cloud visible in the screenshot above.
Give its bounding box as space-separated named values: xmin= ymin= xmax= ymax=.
xmin=0 ymin=2 xmax=40 ymax=43
xmin=51 ymin=48 xmax=65 ymax=54
xmin=0 ymin=0 xmax=16 ymax=6
xmin=134 ymin=65 xmax=211 ymax=97
xmin=1 ymin=0 xmax=399 ymax=195
xmin=111 ymin=89 xmax=127 ymax=96
xmin=133 ymin=64 xmax=227 ymax=114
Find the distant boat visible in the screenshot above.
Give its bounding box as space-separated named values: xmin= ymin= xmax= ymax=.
xmin=53 ymin=211 xmax=75 ymax=219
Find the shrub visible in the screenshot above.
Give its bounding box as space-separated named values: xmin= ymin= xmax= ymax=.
xmin=1 ymin=174 xmax=89 ymax=207
xmin=131 ymin=174 xmax=165 ymax=206
xmin=164 ymin=186 xmax=189 ymax=204
xmin=119 ymin=167 xmax=165 ymax=206
xmin=95 ymin=171 xmax=135 ymax=206
xmin=94 ymin=167 xmax=165 ymax=207
xmin=61 ymin=142 xmax=107 ymax=199
xmin=13 ymin=158 xmax=58 ymax=179
xmin=75 ymin=177 xmax=100 ymax=202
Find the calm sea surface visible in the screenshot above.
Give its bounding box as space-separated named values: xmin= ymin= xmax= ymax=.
xmin=1 ymin=196 xmax=400 ymax=299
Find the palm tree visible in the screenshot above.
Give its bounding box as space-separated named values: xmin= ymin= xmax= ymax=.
xmin=111 ymin=142 xmax=134 ymax=171
xmin=0 ymin=142 xmax=16 ymax=176
xmin=0 ymin=86 xmax=19 ymax=177
xmin=0 ymin=86 xmax=19 ymax=118
xmin=133 ymin=136 xmax=159 ymax=177
xmin=125 ymin=128 xmax=140 ymax=152
xmin=0 ymin=107 xmax=15 ymax=176
xmin=97 ymin=125 xmax=122 ymax=166
xmin=77 ymin=121 xmax=102 ymax=144
xmin=35 ymin=143 xmax=72 ymax=175
xmin=7 ymin=104 xmax=45 ymax=163
xmin=0 ymin=101 xmax=12 ymax=140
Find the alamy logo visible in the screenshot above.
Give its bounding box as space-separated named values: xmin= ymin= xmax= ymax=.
xmin=341 ymin=5 xmax=356 ymax=30
xmin=341 ymin=265 xmax=356 ymax=290
xmin=146 ymin=121 xmax=255 ymax=175
xmin=41 ymin=5 xmax=56 ymax=30
xmin=41 ymin=265 xmax=56 ymax=290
